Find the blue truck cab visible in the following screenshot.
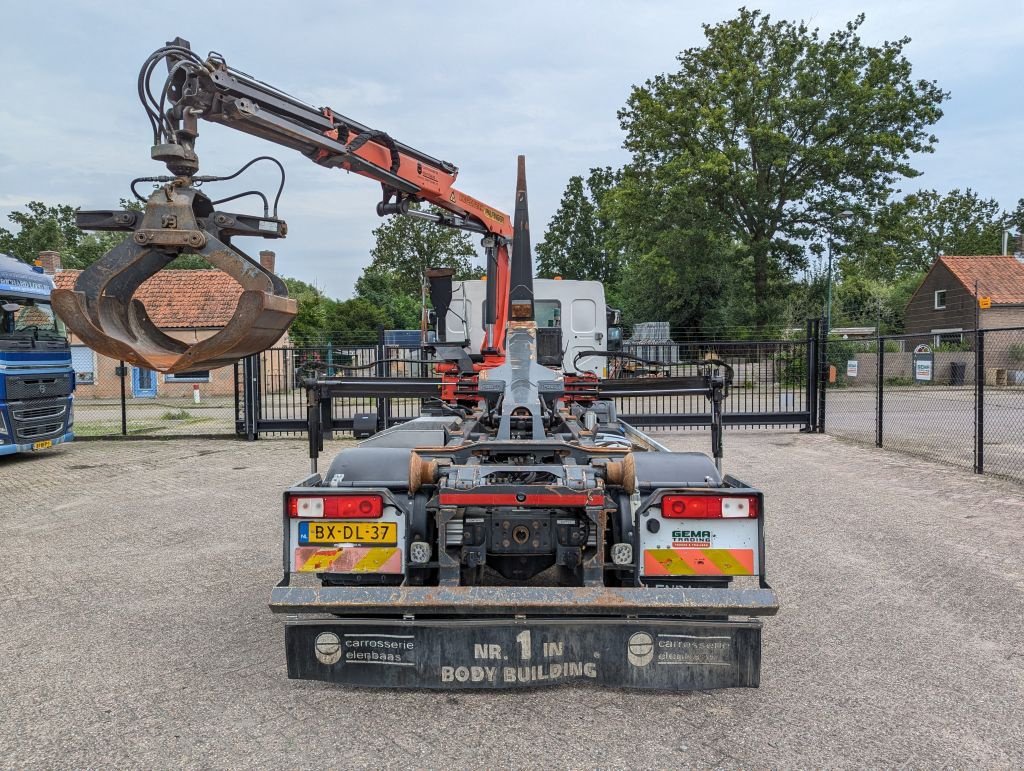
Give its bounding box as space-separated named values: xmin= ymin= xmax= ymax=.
xmin=0 ymin=254 xmax=74 ymax=455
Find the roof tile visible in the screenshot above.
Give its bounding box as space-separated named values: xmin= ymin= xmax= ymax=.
xmin=939 ymin=256 xmax=1024 ymax=304
xmin=54 ymin=269 xmax=244 ymax=328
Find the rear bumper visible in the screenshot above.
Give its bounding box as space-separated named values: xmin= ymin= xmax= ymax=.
xmin=0 ymin=430 xmax=73 ymax=456
xmin=282 ymin=616 xmax=764 ymax=689
xmin=270 ymin=584 xmax=779 ymax=617
xmin=272 ymin=584 xmax=777 ymax=689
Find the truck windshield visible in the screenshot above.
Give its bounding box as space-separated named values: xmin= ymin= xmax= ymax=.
xmin=1 ymin=297 xmax=67 ymax=339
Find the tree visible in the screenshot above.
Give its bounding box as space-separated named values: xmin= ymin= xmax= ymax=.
xmin=830 ymin=272 xmax=921 ymax=334
xmin=358 ymin=204 xmax=478 ymax=298
xmin=598 ymin=159 xmax=745 ymax=333
xmin=1 ymin=202 xmax=88 ymax=267
xmin=1011 ymin=199 xmax=1024 ymax=235
xmin=330 ymin=297 xmax=393 ymax=334
xmin=280 ymin=276 xmax=339 ymax=346
xmin=350 ymin=270 xmax=421 ymax=329
xmin=616 ymin=9 xmax=948 ymax=329
xmin=536 ymin=169 xmax=621 ymax=283
xmin=0 ymin=198 xmax=211 ymax=270
xmin=845 ymin=188 xmax=1006 ymax=283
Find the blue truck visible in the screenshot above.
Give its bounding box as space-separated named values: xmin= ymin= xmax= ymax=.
xmin=0 ymin=254 xmax=74 ymax=455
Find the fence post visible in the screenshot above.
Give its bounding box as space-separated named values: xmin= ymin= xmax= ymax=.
xmin=804 ymin=318 xmax=817 ymax=432
xmin=233 ymin=361 xmax=243 ymax=437
xmin=876 ymin=336 xmax=884 ymax=447
xmin=376 ymin=325 xmax=387 ymax=432
xmin=975 ymin=329 xmax=984 ymax=474
xmin=242 ymin=353 xmax=260 ymax=441
xmin=119 ymin=361 xmax=127 ymax=436
xmin=817 ymin=318 xmax=828 ymax=433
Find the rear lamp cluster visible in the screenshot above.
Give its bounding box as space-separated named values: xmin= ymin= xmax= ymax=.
xmin=661 ymin=495 xmax=758 ymax=519
xmin=287 ymin=494 xmax=383 ymax=519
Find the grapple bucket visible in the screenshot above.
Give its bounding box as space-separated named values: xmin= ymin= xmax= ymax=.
xmin=52 ymin=185 xmax=297 ymax=374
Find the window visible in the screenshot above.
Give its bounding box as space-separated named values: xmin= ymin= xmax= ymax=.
xmin=535 ymin=300 xmax=561 ymax=329
xmin=164 ymin=370 xmax=210 ymax=383
xmin=932 ymin=328 xmax=963 ymax=347
xmin=934 ymin=290 xmax=947 ymax=309
xmin=1 ymin=297 xmax=67 ymax=338
xmin=70 ymin=345 xmax=95 ymax=385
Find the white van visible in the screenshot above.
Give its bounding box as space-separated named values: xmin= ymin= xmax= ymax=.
xmin=444 ymin=279 xmax=616 ymax=376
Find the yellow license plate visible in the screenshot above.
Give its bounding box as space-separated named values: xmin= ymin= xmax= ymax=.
xmin=32 ymin=440 xmax=53 ymax=450
xmin=300 ymin=521 xmax=397 ymax=545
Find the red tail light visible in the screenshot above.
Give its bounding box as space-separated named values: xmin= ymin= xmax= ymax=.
xmin=661 ymin=495 xmax=758 ymax=519
xmin=287 ymin=494 xmax=383 ymax=518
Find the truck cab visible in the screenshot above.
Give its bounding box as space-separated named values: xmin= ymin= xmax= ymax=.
xmin=444 ymin=278 xmax=621 ymax=376
xmin=0 ymin=254 xmax=75 ymax=455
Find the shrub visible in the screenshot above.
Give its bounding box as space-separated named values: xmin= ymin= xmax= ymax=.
xmin=161 ymin=409 xmax=192 ymax=421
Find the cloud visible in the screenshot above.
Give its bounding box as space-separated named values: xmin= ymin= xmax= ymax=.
xmin=0 ymin=0 xmax=1020 ymax=299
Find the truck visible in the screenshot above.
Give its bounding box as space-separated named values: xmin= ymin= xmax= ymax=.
xmin=442 ymin=278 xmax=622 ymax=376
xmin=0 ymin=254 xmax=75 ymax=456
xmin=53 ymin=38 xmax=778 ymax=689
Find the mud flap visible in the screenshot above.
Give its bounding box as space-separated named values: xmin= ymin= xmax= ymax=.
xmin=284 ymin=617 xmax=762 ymax=689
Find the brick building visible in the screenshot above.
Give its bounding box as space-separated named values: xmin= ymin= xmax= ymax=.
xmin=47 ymin=250 xmax=288 ymax=399
xmin=904 ymin=255 xmax=1024 ymax=345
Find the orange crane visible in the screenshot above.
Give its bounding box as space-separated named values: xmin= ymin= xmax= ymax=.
xmin=53 ymin=37 xmax=516 ymax=373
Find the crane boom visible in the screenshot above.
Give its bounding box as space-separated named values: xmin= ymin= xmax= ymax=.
xmin=53 ymin=38 xmax=516 ymax=374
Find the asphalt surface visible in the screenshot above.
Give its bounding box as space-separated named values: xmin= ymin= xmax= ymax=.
xmin=826 ymin=386 xmax=1024 ymax=482
xmin=1 ymin=432 xmax=1023 ymax=768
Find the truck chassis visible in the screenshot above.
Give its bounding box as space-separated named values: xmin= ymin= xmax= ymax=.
xmin=270 ymin=355 xmax=778 ymax=689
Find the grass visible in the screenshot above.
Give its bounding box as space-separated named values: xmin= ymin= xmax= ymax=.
xmin=73 ymin=414 xmax=212 ymax=437
xmin=161 ymin=408 xmax=194 ymax=421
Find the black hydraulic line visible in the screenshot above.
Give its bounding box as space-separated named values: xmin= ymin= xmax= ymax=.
xmin=572 ymin=349 xmax=668 ymax=372
xmin=195 ymin=156 xmax=287 ymax=217
xmin=208 ymin=190 xmax=270 ymax=216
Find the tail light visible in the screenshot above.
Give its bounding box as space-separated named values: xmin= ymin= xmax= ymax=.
xmin=661 ymin=495 xmax=758 ymax=519
xmin=287 ymin=494 xmax=383 ymax=518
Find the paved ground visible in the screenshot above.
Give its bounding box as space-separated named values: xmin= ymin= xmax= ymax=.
xmin=2 ymin=432 xmax=1023 ymax=768
xmin=827 ymin=385 xmax=1024 ymax=482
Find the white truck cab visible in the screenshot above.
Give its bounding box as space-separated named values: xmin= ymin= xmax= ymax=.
xmin=443 ymin=279 xmax=618 ymax=376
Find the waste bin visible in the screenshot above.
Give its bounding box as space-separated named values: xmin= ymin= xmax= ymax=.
xmin=950 ymin=361 xmax=966 ymax=386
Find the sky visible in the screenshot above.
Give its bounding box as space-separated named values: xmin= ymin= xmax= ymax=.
xmin=1 ymin=1 xmax=1021 ymax=298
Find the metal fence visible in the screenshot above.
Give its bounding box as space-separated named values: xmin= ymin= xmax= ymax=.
xmin=238 ymin=324 xmax=824 ymax=438
xmin=237 ymin=342 xmax=432 ymax=437
xmin=825 ymin=327 xmax=1024 ymax=483
xmin=615 ymin=335 xmax=817 ymax=429
xmin=73 ymin=360 xmax=239 ymax=439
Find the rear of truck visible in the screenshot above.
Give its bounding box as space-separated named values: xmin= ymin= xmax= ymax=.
xmin=270 ymin=439 xmax=777 ymax=690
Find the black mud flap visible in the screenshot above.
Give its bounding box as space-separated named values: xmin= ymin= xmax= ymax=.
xmin=284 ymin=617 xmax=762 ymax=690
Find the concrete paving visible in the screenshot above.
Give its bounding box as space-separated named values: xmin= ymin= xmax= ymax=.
xmin=1 ymin=432 xmax=1022 ymax=768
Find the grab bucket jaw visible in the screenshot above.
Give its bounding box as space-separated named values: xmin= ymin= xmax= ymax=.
xmin=52 ymin=185 xmax=297 ymax=374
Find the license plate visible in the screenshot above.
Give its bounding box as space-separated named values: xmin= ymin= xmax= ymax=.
xmin=299 ymin=521 xmax=397 ymax=545
xmin=32 ymin=440 xmax=53 ymax=450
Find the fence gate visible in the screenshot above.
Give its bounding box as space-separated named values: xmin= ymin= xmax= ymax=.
xmin=236 ymin=324 xmax=827 ymax=439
